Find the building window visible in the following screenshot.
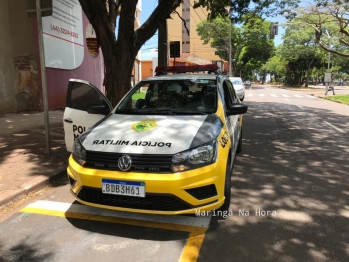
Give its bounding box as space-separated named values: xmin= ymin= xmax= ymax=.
xmin=86 ymin=23 xmax=100 ymax=58
xmin=186 ymin=41 xmax=190 ymax=44
xmin=182 ymin=41 xmax=185 ymax=44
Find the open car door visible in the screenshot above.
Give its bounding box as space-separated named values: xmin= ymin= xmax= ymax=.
xmin=63 ymin=79 xmax=113 ymax=152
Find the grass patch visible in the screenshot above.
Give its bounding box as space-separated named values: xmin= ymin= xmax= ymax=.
xmin=132 ymin=92 xmax=146 ymax=101
xmin=324 ymin=95 xmax=349 ymax=105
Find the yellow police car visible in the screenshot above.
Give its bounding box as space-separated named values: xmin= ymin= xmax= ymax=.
xmin=63 ymin=64 xmax=248 ymax=215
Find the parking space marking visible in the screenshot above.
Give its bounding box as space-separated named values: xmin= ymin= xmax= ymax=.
xmin=296 ymin=105 xmax=304 ymax=110
xmin=282 ymin=94 xmax=290 ymax=97
xmin=323 ymin=121 xmax=347 ymax=134
xmin=294 ymin=95 xmax=303 ymax=98
xmin=21 ymin=201 xmax=210 ymax=262
xmin=259 ymin=94 xmax=265 ymax=97
xmin=271 ymin=94 xmax=277 ymax=97
xmin=306 ymin=95 xmax=316 ymax=99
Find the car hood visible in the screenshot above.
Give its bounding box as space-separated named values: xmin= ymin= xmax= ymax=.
xmin=81 ymin=114 xmax=222 ymax=154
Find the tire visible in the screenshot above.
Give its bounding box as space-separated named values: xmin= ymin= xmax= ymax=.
xmin=218 ymin=157 xmax=232 ymax=213
xmin=237 ymin=128 xmax=242 ymax=153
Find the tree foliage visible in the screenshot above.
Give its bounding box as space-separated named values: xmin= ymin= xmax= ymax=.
xmin=196 ymin=16 xmax=274 ymax=79
xmin=296 ymin=1 xmax=349 ymax=57
xmin=78 ymin=0 xmax=301 ymax=105
xmin=279 ymin=22 xmax=326 ymax=86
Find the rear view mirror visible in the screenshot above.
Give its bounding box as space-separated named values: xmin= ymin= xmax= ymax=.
xmin=87 ymin=104 xmax=110 ymax=115
xmin=227 ymin=103 xmax=248 ymax=116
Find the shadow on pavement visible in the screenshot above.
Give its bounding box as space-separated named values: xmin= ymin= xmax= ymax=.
xmin=199 ymin=101 xmax=349 ymax=261
xmin=0 ymin=121 xmax=69 ymax=191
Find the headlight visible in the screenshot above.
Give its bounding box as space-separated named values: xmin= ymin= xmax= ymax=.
xmin=72 ymin=139 xmax=86 ymax=165
xmin=172 ymin=140 xmax=217 ymax=172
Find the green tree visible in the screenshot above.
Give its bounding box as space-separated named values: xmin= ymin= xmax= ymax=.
xmin=280 ymin=20 xmax=324 ymax=86
xmin=296 ymin=2 xmax=349 ymax=57
xmin=263 ymin=54 xmax=287 ymax=84
xmin=238 ymin=16 xmax=274 ymax=79
xmin=79 ymin=0 xmax=300 ymax=105
xmin=196 ymin=15 xmax=274 ymax=78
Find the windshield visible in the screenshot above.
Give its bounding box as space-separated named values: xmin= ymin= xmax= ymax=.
xmin=116 ymin=79 xmax=217 ymax=114
xmin=231 ymin=80 xmax=242 ymax=85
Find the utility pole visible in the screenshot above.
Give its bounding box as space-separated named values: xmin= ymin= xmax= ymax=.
xmin=229 ymin=9 xmax=232 ymax=77
xmin=325 ymin=31 xmax=332 ymax=95
xmin=158 ymin=0 xmax=168 ymax=67
xmin=36 ymin=0 xmax=51 ymax=156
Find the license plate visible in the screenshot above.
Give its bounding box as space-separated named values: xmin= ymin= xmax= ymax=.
xmin=102 ymin=179 xmax=145 ymax=197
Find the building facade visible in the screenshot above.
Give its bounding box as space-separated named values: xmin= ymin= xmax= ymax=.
xmin=167 ymin=0 xmax=222 ymax=62
xmin=0 ymin=0 xmax=141 ymax=114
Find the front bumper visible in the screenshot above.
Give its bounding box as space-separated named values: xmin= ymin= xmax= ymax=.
xmin=67 ymin=155 xmax=227 ymax=215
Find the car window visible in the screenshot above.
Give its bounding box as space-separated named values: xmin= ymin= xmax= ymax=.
xmin=69 ymin=82 xmax=108 ymax=111
xmin=226 ymin=80 xmax=238 ymax=101
xmin=220 ymin=80 xmax=235 ymax=112
xmin=116 ymin=79 xmax=218 ymax=113
xmin=229 ymin=78 xmax=243 ymax=85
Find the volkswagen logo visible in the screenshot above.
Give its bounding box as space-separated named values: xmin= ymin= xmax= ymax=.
xmin=118 ymin=155 xmax=132 ymax=171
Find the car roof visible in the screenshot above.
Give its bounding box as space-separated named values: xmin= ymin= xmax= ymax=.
xmin=142 ymin=73 xmax=221 ymax=81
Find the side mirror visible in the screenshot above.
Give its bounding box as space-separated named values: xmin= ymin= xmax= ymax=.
xmin=227 ymin=103 xmax=248 ymax=116
xmin=135 ymin=98 xmax=145 ymax=109
xmin=87 ymin=104 xmax=110 ymax=115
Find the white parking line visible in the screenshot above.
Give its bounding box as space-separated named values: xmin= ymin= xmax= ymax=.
xmin=246 ymin=94 xmax=253 ymax=97
xmin=282 ymin=94 xmax=290 ymax=97
xmin=259 ymin=94 xmax=265 ymax=97
xmin=294 ymin=95 xmax=303 ymax=98
xmin=271 ymin=94 xmax=277 ymax=97
xmin=306 ymin=95 xmax=316 ymax=99
xmin=296 ymin=105 xmax=304 ymax=110
xmin=323 ymin=121 xmax=347 ymax=134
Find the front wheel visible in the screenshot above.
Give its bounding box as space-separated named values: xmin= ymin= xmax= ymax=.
xmin=217 ymin=157 xmax=232 ymax=213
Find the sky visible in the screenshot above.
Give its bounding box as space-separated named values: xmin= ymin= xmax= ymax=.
xmin=139 ymin=1 xmax=286 ymax=60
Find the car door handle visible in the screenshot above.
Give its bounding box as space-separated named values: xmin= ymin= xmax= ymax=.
xmin=64 ymin=118 xmax=73 ymax=123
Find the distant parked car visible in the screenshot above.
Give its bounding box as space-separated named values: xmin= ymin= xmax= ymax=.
xmin=245 ymin=81 xmax=251 ymax=87
xmin=229 ymin=77 xmax=245 ymax=101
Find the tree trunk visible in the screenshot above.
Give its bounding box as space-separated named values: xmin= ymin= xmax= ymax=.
xmin=103 ymin=48 xmax=135 ymax=106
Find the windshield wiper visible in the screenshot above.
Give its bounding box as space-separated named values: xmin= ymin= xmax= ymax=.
xmin=114 ymin=109 xmax=146 ymax=114
xmin=151 ymin=109 xmax=177 ymax=115
xmin=175 ymin=111 xmax=208 ymax=115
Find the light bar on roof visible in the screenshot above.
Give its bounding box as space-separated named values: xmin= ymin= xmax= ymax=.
xmin=155 ymin=64 xmax=219 ymax=75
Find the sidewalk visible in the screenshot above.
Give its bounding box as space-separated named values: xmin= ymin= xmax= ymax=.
xmin=272 ymin=84 xmax=349 ymax=97
xmin=0 ymin=111 xmax=70 ymax=210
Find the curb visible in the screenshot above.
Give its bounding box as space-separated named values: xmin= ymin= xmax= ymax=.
xmin=0 ymin=165 xmax=68 ymax=211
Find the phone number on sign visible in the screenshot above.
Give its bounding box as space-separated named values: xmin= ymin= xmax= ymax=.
xmin=50 ymin=25 xmax=79 ymax=39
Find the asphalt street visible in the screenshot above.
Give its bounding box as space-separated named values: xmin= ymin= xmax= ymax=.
xmin=1 ymin=85 xmax=348 ymax=262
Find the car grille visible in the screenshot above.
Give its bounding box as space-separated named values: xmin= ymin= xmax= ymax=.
xmin=76 ymin=187 xmax=217 ymax=211
xmin=85 ymin=151 xmax=173 ymax=173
